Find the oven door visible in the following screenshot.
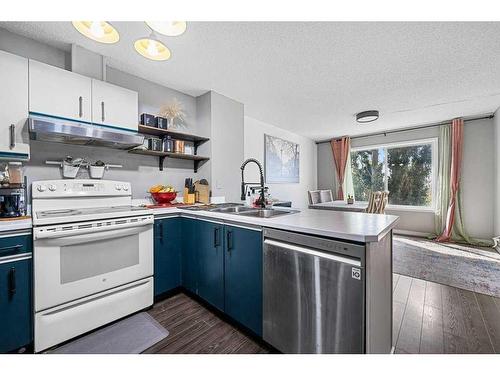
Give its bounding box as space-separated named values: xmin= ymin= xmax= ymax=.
xmin=33 ymin=215 xmax=154 ymax=312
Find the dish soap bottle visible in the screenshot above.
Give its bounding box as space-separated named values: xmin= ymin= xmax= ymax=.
xmin=245 ymin=190 xmax=252 ymax=207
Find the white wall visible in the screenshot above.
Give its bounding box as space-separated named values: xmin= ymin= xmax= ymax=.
xmin=244 ymin=116 xmax=317 ymax=208
xmin=317 ymin=118 xmax=496 ymax=239
xmin=210 ymin=92 xmax=244 ymax=202
xmin=494 ymin=108 xmax=500 ymax=239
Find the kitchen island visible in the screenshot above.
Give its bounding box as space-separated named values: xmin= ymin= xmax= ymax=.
xmin=149 ymin=204 xmax=398 ymax=354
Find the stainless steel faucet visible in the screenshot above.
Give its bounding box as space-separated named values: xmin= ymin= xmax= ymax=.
xmin=240 ymin=158 xmax=266 ymax=208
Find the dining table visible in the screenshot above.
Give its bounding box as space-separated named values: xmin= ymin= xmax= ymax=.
xmin=308 ymin=200 xmax=367 ymax=212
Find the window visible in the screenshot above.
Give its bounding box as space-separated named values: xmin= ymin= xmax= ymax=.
xmin=350 ymin=138 xmax=437 ymax=208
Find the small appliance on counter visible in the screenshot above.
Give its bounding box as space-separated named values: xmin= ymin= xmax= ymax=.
xmin=0 ymin=163 xmax=28 ymax=218
xmin=0 ymin=183 xmax=27 ymax=218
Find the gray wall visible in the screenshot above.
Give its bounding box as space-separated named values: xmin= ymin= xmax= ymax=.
xmin=317 ymin=118 xmax=496 ymax=239
xmin=494 ymin=109 xmax=500 ymax=240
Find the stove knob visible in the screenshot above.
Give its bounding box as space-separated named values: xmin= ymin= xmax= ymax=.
xmin=37 ymin=185 xmax=47 ymax=192
xmin=115 ymin=184 xmax=122 ymax=191
xmin=48 ymin=184 xmax=57 ymax=192
xmin=123 ymin=185 xmax=129 ymax=191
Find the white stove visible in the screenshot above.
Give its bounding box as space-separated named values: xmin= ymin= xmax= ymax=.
xmin=31 ymin=179 xmax=154 ymax=352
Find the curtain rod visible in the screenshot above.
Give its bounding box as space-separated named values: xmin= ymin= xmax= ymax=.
xmin=315 ymin=113 xmax=495 ymax=144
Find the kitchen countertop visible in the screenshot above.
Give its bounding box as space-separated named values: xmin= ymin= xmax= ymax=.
xmin=0 ymin=218 xmax=33 ymax=233
xmin=150 ymin=206 xmax=399 ymax=243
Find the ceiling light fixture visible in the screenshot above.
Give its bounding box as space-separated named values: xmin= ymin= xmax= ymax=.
xmin=72 ymin=21 xmax=120 ymax=44
xmin=145 ymin=21 xmax=187 ymax=36
xmin=356 ymin=110 xmax=379 ymax=123
xmin=134 ymin=32 xmax=171 ymax=61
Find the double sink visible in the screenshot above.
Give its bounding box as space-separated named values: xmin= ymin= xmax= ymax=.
xmin=210 ymin=205 xmax=297 ymax=218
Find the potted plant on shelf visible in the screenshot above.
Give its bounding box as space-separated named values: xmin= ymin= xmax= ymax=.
xmin=159 ymin=98 xmax=186 ymax=130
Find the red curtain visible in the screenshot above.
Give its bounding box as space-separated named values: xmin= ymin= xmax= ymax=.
xmin=437 ymin=118 xmax=464 ymax=242
xmin=330 ymin=137 xmax=351 ymax=200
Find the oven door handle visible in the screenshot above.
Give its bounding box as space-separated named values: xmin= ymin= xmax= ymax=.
xmin=34 ymin=218 xmax=153 ymax=240
xmin=40 ymin=226 xmax=149 ymax=246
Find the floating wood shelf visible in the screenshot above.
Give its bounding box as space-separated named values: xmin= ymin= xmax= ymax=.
xmin=129 ymin=149 xmax=209 ymax=172
xmin=138 ymin=125 xmax=209 ymax=147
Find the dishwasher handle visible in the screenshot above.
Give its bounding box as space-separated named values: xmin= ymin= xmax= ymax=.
xmin=264 ymin=239 xmax=362 ymax=267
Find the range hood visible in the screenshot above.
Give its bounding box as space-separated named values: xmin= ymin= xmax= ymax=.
xmin=29 ymin=114 xmax=144 ymax=150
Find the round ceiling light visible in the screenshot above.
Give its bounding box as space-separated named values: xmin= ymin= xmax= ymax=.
xmin=134 ymin=35 xmax=171 ymax=61
xmin=356 ymin=110 xmax=379 ymax=123
xmin=145 ymin=21 xmax=187 ymax=36
xmin=72 ymin=21 xmax=120 ymax=44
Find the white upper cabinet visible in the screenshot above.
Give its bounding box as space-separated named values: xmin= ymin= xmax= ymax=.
xmin=29 ymin=59 xmax=92 ymax=123
xmin=91 ymin=79 xmax=138 ymax=132
xmin=0 ymin=50 xmax=30 ymax=160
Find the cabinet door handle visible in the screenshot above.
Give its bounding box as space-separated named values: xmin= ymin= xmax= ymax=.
xmin=0 ymin=244 xmax=23 ymax=256
xmin=213 ymin=227 xmax=219 ymax=248
xmin=227 ymin=230 xmax=233 ymax=252
xmin=156 ymin=223 xmax=163 ymax=243
xmin=9 ymin=267 xmax=16 ymax=296
xmin=9 ymin=124 xmax=16 ymax=149
xmin=101 ymin=101 xmax=105 ymax=122
xmin=79 ymin=96 xmax=83 ymax=118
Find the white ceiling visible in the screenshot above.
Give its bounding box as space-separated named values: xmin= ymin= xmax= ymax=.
xmin=2 ymin=21 xmax=500 ymax=141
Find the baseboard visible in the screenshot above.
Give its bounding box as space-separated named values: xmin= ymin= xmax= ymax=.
xmin=393 ymin=229 xmax=431 ymax=238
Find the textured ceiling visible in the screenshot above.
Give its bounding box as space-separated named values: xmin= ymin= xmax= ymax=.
xmin=2 ymin=21 xmax=500 ymax=140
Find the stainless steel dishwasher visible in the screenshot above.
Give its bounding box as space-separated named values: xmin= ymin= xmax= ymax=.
xmin=263 ymin=228 xmax=365 ymax=354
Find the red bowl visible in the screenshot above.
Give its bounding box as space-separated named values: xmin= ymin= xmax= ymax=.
xmin=151 ymin=191 xmax=177 ymax=204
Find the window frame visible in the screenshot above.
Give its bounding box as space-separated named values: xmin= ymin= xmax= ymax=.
xmin=350 ymin=137 xmax=438 ymax=211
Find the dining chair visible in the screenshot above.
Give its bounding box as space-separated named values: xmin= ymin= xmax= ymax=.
xmin=308 ymin=190 xmax=321 ymax=205
xmin=365 ymin=191 xmax=382 ymax=214
xmin=319 ymin=190 xmax=334 ymax=203
xmin=365 ymin=191 xmax=389 ymax=214
xmin=376 ymin=191 xmax=389 ymax=214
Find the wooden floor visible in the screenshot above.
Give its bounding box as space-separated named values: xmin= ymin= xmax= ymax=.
xmin=393 ymin=273 xmax=500 ymax=354
xmin=144 ymin=274 xmax=500 ymax=354
xmin=144 ymin=292 xmax=269 ymax=354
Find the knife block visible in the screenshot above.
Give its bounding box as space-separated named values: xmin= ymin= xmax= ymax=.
xmin=183 ymin=188 xmax=196 ymax=204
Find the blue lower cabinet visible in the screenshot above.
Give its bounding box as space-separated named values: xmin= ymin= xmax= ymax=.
xmin=197 ymin=220 xmax=224 ymax=311
xmin=181 ymin=218 xmax=199 ymax=294
xmin=223 ymin=225 xmax=263 ymax=336
xmin=0 ymin=257 xmax=32 ymax=353
xmin=154 ymin=217 xmax=182 ymax=297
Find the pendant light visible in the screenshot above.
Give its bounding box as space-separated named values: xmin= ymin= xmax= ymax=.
xmin=72 ymin=21 xmax=120 ymax=44
xmin=134 ymin=31 xmax=171 ymax=61
xmin=145 ymin=21 xmax=187 ymax=37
